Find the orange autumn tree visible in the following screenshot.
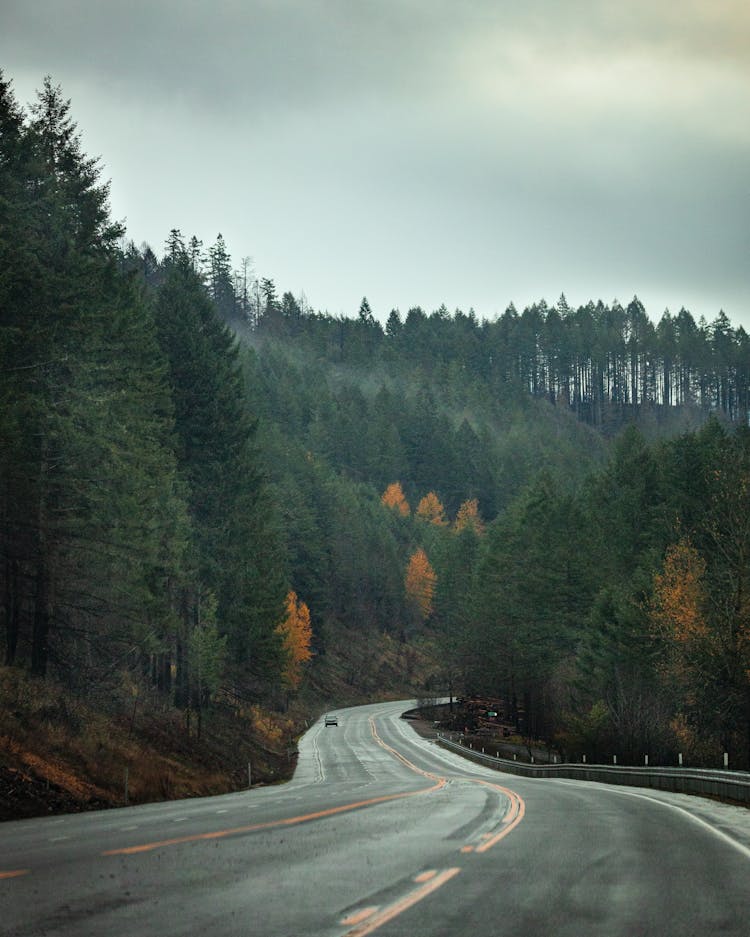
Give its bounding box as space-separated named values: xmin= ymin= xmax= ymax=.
xmin=650 ymin=538 xmax=707 ymax=651
xmin=649 ymin=538 xmax=711 ymax=738
xmin=416 ymin=491 xmax=447 ymax=526
xmin=454 ymin=498 xmax=484 ymax=535
xmin=275 ymin=590 xmax=313 ymax=690
xmin=405 ymin=548 xmax=437 ymax=622
xmin=381 ymin=481 xmax=410 ymax=516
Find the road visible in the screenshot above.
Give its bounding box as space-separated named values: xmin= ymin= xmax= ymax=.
xmin=2 ymin=699 xmax=749 ymax=936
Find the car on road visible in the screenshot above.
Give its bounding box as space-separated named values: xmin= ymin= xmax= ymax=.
xmin=324 ymin=714 xmax=338 ymax=726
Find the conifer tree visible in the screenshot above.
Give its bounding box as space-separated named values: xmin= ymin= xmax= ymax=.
xmin=381 ymin=482 xmax=410 ymax=516
xmin=1 ymin=75 xmax=186 ymax=682
xmin=405 ymin=548 xmax=436 ymax=624
xmin=275 ymin=590 xmax=313 ymax=691
xmin=416 ymin=492 xmax=447 ymax=526
xmin=153 ymin=251 xmax=287 ymax=685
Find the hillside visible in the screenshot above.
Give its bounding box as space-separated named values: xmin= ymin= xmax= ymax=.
xmin=2 ymin=72 xmax=750 ymax=821
xmin=0 ymin=627 xmax=437 ymax=821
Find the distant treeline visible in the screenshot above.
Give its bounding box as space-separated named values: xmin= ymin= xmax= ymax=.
xmin=267 ymin=298 xmax=750 ymax=429
xmin=158 ymin=237 xmax=750 ymax=432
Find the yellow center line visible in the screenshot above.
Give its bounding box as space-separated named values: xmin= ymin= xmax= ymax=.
xmin=103 ymin=782 xmax=443 ymax=856
xmin=0 ymin=869 xmax=29 ymax=880
xmin=368 ymin=713 xmax=526 ymax=856
xmin=367 ymin=717 xmax=444 ymax=784
xmin=473 ymin=780 xmax=526 ymax=853
xmin=343 ymin=868 xmax=462 ymax=937
xmin=341 ymin=907 xmax=379 ymax=926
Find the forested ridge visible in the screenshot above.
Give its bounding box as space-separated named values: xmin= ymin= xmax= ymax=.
xmin=2 ymin=75 xmax=750 ymax=812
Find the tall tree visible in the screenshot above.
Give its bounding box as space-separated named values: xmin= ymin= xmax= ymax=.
xmin=1 ymin=76 xmax=186 ymax=684
xmin=382 ymin=482 xmax=410 ymax=516
xmin=416 ymin=492 xmax=447 ymax=526
xmin=153 ymin=251 xmax=287 ymax=684
xmin=405 ymin=548 xmax=436 ymax=624
xmin=276 ymin=590 xmax=313 ymax=691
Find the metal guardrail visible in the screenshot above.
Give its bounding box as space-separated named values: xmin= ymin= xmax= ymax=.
xmin=436 ymin=734 xmax=750 ymax=804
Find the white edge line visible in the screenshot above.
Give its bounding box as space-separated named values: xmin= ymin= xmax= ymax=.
xmin=406 ymin=721 xmax=750 ymax=861
xmin=553 ymin=780 xmax=750 ymax=861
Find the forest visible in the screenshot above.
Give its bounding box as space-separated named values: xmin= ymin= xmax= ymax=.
xmin=2 ymin=74 xmax=750 ymax=784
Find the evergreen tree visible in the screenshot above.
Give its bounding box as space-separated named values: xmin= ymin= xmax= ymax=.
xmin=1 ymin=75 xmax=186 ymax=685
xmin=153 ymin=252 xmax=287 ymax=685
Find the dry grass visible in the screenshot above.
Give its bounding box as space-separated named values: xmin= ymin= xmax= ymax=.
xmin=0 ymin=667 xmax=298 ymax=821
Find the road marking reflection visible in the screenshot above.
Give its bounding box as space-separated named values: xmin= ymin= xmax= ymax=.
xmin=341 ymin=907 xmax=379 ymax=925
xmin=474 ymin=782 xmax=525 ymax=853
xmin=368 ymin=714 xmax=526 ymax=857
xmin=342 ymin=868 xmax=461 ymax=937
xmin=102 ymin=782 xmax=444 ymax=856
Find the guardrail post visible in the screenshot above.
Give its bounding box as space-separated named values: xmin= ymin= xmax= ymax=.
xmin=433 ymin=734 xmax=750 ymax=803
xmin=644 ymin=754 xmax=648 ymax=766
xmin=724 ymin=752 xmax=729 ymax=768
xmin=678 ymin=753 xmax=683 ymax=766
xmin=613 ymin=755 xmax=617 ymax=765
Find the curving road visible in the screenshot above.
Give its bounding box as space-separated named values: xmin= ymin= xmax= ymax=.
xmin=2 ymin=699 xmax=749 ymax=936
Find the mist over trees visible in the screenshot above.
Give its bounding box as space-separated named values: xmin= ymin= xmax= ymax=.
xmin=3 ymin=74 xmax=750 ymax=768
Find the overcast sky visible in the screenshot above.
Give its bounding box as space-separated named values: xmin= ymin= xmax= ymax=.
xmin=3 ymin=1 xmax=749 ymax=327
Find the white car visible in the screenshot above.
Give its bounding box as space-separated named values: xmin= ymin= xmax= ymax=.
xmin=324 ymin=714 xmax=338 ymax=726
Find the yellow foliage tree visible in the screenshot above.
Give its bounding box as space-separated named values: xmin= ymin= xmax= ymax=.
xmin=381 ymin=481 xmax=410 ymax=516
xmin=275 ymin=590 xmax=313 ymax=690
xmin=651 ymin=539 xmax=707 ymax=645
xmin=650 ymin=538 xmax=709 ymax=704
xmin=416 ymin=492 xmax=447 ymax=526
xmin=454 ymin=498 xmax=484 ymax=535
xmin=405 ymin=548 xmax=437 ymax=621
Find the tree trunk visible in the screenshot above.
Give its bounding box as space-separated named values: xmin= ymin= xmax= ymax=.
xmin=31 ymin=436 xmax=52 ymax=678
xmin=4 ymin=558 xmax=20 ymax=666
xmin=31 ymin=554 xmax=50 ymax=677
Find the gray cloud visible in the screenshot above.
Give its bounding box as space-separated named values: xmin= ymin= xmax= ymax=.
xmin=2 ymin=0 xmax=748 ymax=325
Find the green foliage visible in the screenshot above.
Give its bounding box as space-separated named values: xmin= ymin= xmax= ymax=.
xmin=187 ymin=592 xmax=227 ymax=699
xmin=0 ymin=74 xmax=185 ymax=686
xmin=151 ymin=246 xmax=287 ymax=682
xmin=1 ymin=75 xmax=285 ymax=715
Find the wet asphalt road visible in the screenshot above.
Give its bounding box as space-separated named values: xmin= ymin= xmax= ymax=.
xmin=2 ymin=699 xmax=749 ymax=936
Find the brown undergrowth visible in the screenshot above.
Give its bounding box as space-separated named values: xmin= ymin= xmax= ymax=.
xmin=0 ymin=667 xmax=297 ymax=822
xmin=0 ymin=628 xmax=438 ymax=822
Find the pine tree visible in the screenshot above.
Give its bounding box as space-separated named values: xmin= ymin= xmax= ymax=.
xmin=153 ymin=253 xmax=287 ymax=685
xmin=1 ymin=75 xmax=186 ymax=683
xmin=275 ymin=590 xmax=313 ymax=691
xmin=416 ymin=492 xmax=447 ymax=526
xmin=405 ymin=548 xmax=436 ymax=623
xmin=381 ymin=482 xmax=410 ymax=516
xmin=207 ymin=233 xmax=237 ymax=324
